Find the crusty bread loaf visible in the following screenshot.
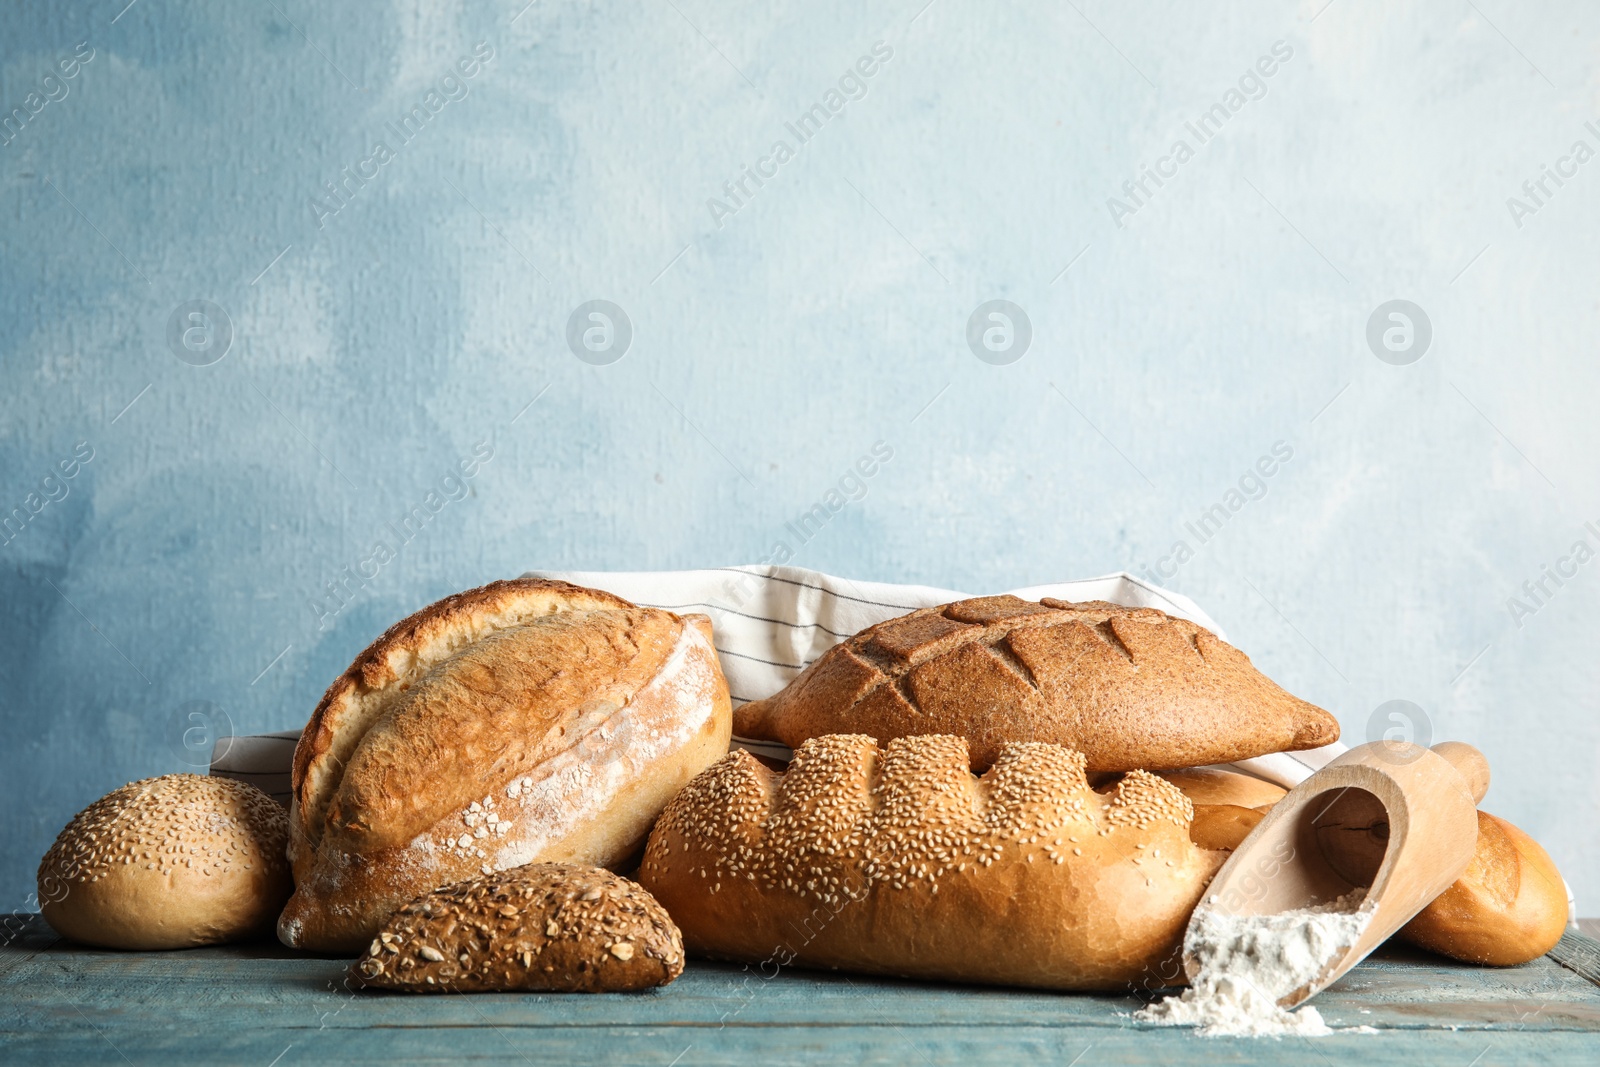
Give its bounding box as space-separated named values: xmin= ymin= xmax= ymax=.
xmin=280 ymin=578 xmax=731 ymax=953
xmin=1397 ymin=810 xmax=1567 ymax=965
xmin=38 ymin=775 xmax=290 ymax=950
xmin=1156 ymin=768 xmax=1286 ymax=852
xmin=734 ymin=596 xmax=1338 ymax=772
xmin=350 ymin=863 xmax=683 ymax=992
xmin=638 ymin=733 xmax=1226 ymax=990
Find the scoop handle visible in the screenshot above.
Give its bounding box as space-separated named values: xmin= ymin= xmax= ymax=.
xmin=1431 ymin=741 xmax=1489 ymax=803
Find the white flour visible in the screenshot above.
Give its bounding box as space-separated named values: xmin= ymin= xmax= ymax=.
xmin=1136 ymin=890 xmax=1374 ymax=1038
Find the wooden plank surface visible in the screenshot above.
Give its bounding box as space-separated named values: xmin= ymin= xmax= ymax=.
xmin=4 ymin=915 xmax=1599 ymax=1065
xmin=1551 ymin=928 xmax=1600 ymax=986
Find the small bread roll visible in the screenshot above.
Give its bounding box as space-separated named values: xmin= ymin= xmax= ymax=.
xmin=1156 ymin=768 xmax=1287 ymax=852
xmin=38 ymin=775 xmax=291 ymax=949
xmin=349 ymin=863 xmax=683 ymax=992
xmin=1398 ymin=810 xmax=1567 ymax=965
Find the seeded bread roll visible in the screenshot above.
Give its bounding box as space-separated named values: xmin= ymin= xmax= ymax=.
xmin=1397 ymin=810 xmax=1568 ymax=965
xmin=639 ymin=733 xmax=1226 ymax=990
xmin=734 ymin=596 xmax=1338 ymax=772
xmin=280 ymin=578 xmax=731 ymax=953
xmin=38 ymin=775 xmax=291 ymax=950
xmin=350 ymin=863 xmax=683 ymax=992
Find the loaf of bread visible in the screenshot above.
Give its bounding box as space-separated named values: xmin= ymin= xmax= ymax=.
xmin=280 ymin=578 xmax=731 ymax=952
xmin=38 ymin=775 xmax=291 ymax=949
xmin=1156 ymin=768 xmax=1287 ymax=852
xmin=639 ymin=733 xmax=1226 ymax=990
xmin=734 ymin=596 xmax=1338 ymax=772
xmin=1397 ymin=810 xmax=1567 ymax=965
xmin=350 ymin=863 xmax=683 ymax=992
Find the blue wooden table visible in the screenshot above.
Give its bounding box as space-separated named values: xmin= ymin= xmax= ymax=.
xmin=3 ymin=915 xmax=1598 ymax=1065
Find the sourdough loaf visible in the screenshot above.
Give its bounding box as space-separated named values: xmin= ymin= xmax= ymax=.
xmin=350 ymin=863 xmax=683 ymax=992
xmin=280 ymin=579 xmax=731 ymax=952
xmin=39 ymin=775 xmax=291 ymax=949
xmin=734 ymin=596 xmax=1338 ymax=771
xmin=639 ymin=733 xmax=1225 ymax=990
xmin=1397 ymin=810 xmax=1567 ymax=965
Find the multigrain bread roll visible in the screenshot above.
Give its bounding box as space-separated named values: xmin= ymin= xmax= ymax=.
xmin=734 ymin=596 xmax=1338 ymax=771
xmin=1156 ymin=768 xmax=1287 ymax=852
xmin=1397 ymin=810 xmax=1567 ymax=965
xmin=639 ymin=733 xmax=1226 ymax=990
xmin=350 ymin=863 xmax=683 ymax=992
xmin=280 ymin=579 xmax=731 ymax=953
xmin=38 ymin=775 xmax=290 ymax=950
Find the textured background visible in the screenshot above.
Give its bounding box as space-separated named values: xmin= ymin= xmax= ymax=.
xmin=2 ymin=0 xmax=1597 ymax=912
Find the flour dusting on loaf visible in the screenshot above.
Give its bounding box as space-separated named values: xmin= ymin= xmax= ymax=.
xmin=487 ymin=619 xmax=724 ymax=872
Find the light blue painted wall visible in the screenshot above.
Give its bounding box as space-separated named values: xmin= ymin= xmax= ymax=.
xmin=3 ymin=0 xmax=1597 ymax=912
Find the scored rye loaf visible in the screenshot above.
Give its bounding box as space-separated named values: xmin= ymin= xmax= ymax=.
xmin=639 ymin=733 xmax=1225 ymax=990
xmin=734 ymin=595 xmax=1338 ymax=771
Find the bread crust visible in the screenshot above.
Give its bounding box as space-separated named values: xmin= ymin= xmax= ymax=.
xmin=38 ymin=775 xmax=291 ymax=950
xmin=350 ymin=863 xmax=683 ymax=992
xmin=733 ymin=595 xmax=1338 ymax=772
xmin=281 ymin=579 xmax=731 ymax=952
xmin=292 ymin=578 xmax=631 ymax=849
xmin=1397 ymin=810 xmax=1567 ymax=965
xmin=639 ymin=733 xmax=1225 ymax=991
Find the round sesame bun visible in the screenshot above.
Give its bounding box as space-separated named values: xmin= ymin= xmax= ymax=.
xmin=639 ymin=733 xmax=1226 ymax=991
xmin=38 ymin=774 xmax=291 ymax=950
xmin=350 ymin=863 xmax=683 ymax=992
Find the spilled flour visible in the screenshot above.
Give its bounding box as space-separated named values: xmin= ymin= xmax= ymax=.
xmin=1136 ymin=890 xmax=1375 ymax=1038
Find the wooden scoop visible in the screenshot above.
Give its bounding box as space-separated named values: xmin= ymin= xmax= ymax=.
xmin=1190 ymin=740 xmax=1489 ymax=1007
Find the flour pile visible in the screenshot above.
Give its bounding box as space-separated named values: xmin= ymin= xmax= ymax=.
xmin=1136 ymin=890 xmax=1374 ymax=1038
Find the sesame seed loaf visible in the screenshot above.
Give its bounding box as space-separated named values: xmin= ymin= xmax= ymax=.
xmin=38 ymin=774 xmax=291 ymax=950
xmin=350 ymin=863 xmax=684 ymax=992
xmin=638 ymin=733 xmax=1226 ymax=990
xmin=280 ymin=579 xmax=731 ymax=953
xmin=733 ymin=595 xmax=1339 ymax=772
